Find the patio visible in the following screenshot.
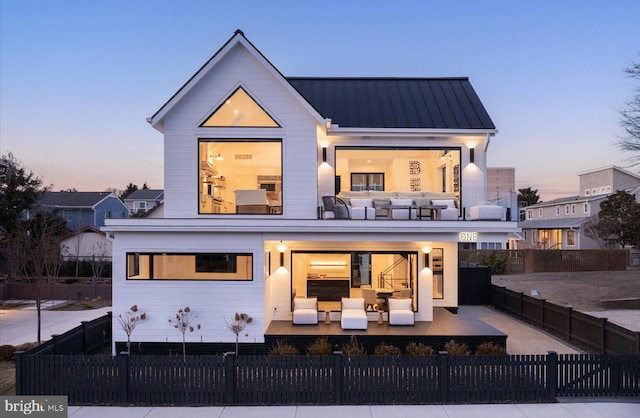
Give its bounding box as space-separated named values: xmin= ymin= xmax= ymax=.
xmin=265 ymin=307 xmax=507 ymax=353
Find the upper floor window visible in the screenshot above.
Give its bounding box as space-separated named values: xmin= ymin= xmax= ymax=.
xmin=571 ymin=204 xmax=576 ymax=214
xmin=555 ymin=206 xmax=560 ymax=216
xmin=527 ymin=209 xmax=533 ymax=219
xmin=583 ymin=202 xmax=589 ymax=213
xmin=351 ymin=173 xmax=384 ymax=191
xmin=538 ymin=208 xmax=543 ymax=217
xmin=133 ymin=201 xmax=146 ymax=213
xmin=200 ymin=87 xmax=279 ymax=127
xmin=565 ymin=205 xmax=570 ymax=215
xmin=335 ymin=147 xmax=460 ymax=195
xmin=199 ymin=139 xmax=282 ymax=215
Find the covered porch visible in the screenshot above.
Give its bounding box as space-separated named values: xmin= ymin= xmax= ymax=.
xmin=265 ymin=308 xmax=507 ymax=353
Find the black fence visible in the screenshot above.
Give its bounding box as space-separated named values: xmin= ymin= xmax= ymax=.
xmin=490 ymin=285 xmax=640 ymax=354
xmin=15 ymin=352 xmax=639 ymax=405
xmin=25 ymin=312 xmax=112 ymax=355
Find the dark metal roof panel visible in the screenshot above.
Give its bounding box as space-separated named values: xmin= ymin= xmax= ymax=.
xmin=287 ymin=78 xmax=495 ymax=130
xmin=41 ymin=192 xmax=114 ymax=208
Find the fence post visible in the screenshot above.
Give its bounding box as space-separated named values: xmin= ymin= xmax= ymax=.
xmin=81 ymin=321 xmax=88 ymax=354
xmin=439 ymin=351 xmax=449 ymax=404
xmin=547 ymin=351 xmax=558 ymax=401
xmin=118 ymin=352 xmax=129 ymax=404
xmin=52 ymin=334 xmax=60 ymax=355
xmin=14 ymin=351 xmax=24 ymax=395
xmin=598 ymin=317 xmax=607 ymax=354
xmin=224 ymin=352 xmax=236 ymax=405
xmin=333 ymin=353 xmax=342 ymax=405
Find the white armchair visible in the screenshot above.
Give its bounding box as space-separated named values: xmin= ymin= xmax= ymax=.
xmin=431 ymin=199 xmax=459 ymax=220
xmin=292 ymin=297 xmax=318 ymax=325
xmin=340 ymin=298 xmax=368 ymax=330
xmin=388 ymin=298 xmax=414 ymax=325
xmin=350 ymin=198 xmax=375 ymax=220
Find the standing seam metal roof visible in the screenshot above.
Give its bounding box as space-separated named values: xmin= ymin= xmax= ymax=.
xmin=286 ymin=77 xmax=495 ymax=130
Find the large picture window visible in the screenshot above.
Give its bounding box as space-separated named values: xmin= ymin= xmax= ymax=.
xmin=199 ymin=139 xmax=282 ymax=214
xmin=335 ymin=147 xmax=460 ymax=196
xmin=127 ymin=253 xmax=253 ymax=281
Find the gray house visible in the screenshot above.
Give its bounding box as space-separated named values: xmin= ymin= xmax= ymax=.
xmin=519 ymin=166 xmax=640 ymax=249
xmin=123 ymin=189 xmax=164 ymax=216
xmin=41 ymin=191 xmax=129 ymax=232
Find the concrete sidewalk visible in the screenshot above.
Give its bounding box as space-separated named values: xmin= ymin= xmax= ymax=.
xmin=67 ymin=402 xmax=640 ymax=417
xmin=0 ymin=302 xmax=112 ymax=346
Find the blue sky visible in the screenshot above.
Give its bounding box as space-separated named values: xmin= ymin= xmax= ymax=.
xmin=1 ymin=0 xmax=638 ymax=200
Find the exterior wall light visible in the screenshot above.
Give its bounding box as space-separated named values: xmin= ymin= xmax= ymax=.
xmin=424 ymin=253 xmax=430 ymax=269
xmin=322 ymin=147 xmax=327 ymax=163
xmin=469 ymin=147 xmax=475 ymax=164
xmin=277 ymin=241 xmax=287 ymax=267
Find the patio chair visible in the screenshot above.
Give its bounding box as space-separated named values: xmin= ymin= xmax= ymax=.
xmin=322 ymin=196 xmax=351 ymax=219
xmin=292 ymin=297 xmax=318 ymax=325
xmin=362 ymin=288 xmax=384 ymax=311
xmin=340 ymin=297 xmax=368 ymax=330
xmin=388 ymin=298 xmax=414 ymax=326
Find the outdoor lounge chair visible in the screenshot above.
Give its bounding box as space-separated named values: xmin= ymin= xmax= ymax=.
xmin=340 ymin=297 xmax=368 ymax=330
xmin=322 ymin=196 xmax=350 ymax=219
xmin=388 ymin=298 xmax=414 ymax=325
xmin=292 ymin=297 xmax=318 ymax=325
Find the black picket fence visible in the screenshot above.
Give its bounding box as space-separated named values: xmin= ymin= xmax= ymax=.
xmin=25 ymin=312 xmax=112 ymax=355
xmin=490 ymin=285 xmax=640 ymax=354
xmin=15 ymin=352 xmax=640 ymax=405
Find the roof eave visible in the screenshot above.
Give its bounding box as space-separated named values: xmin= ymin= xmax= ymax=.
xmin=327 ymin=126 xmax=498 ymax=137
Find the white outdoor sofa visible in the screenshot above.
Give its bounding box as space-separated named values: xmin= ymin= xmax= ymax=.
xmin=340 ymin=297 xmax=368 ymax=330
xmin=292 ymin=297 xmax=318 ymax=325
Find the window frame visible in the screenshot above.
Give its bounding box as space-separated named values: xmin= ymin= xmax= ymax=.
xmin=198 ymin=138 xmax=283 ymax=215
xmin=126 ymin=252 xmax=254 ymax=281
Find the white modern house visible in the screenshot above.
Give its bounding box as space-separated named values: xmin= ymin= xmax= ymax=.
xmin=104 ymin=30 xmax=518 ymax=351
xmin=519 ymin=166 xmax=640 ymax=249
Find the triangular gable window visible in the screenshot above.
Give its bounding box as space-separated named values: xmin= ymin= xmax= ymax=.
xmin=201 ymin=87 xmax=279 ymax=127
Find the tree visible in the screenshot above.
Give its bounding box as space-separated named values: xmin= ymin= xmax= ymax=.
xmin=225 ymin=312 xmax=253 ymax=355
xmin=585 ymin=190 xmax=640 ymax=248
xmin=518 ymin=187 xmax=540 ymax=207
xmin=120 ymin=183 xmax=138 ymax=199
xmin=8 ymin=212 xmax=68 ymax=343
xmin=0 ymin=152 xmax=47 ymax=231
xmin=168 ymin=307 xmax=201 ymax=361
xmin=617 ymin=58 xmax=640 ymax=166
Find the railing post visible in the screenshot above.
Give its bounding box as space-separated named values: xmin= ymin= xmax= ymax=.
xmin=333 ymin=353 xmax=342 ymax=404
xmin=118 ymin=352 xmax=129 ymax=404
xmin=224 ymin=352 xmax=236 ymax=405
xmin=439 ymin=351 xmax=449 ymax=404
xmin=547 ymin=351 xmax=558 ymax=401
xmin=14 ymin=351 xmax=24 ymax=395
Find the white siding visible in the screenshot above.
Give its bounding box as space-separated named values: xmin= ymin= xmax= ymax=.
xmin=161 ymin=45 xmax=318 ymax=219
xmin=112 ymin=232 xmax=266 ymax=347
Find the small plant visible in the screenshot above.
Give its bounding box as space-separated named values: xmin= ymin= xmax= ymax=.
xmin=117 ymin=305 xmax=146 ymax=355
xmin=225 ymin=312 xmax=253 ymax=355
xmin=373 ymin=341 xmax=402 ymax=356
xmin=475 ymin=341 xmax=507 ymax=355
xmin=168 ymin=306 xmax=201 ymax=361
xmin=444 ymin=340 xmax=470 ymax=355
xmin=481 ymin=252 xmax=507 ymax=275
xmin=268 ymin=339 xmax=299 ymax=356
xmin=340 ymin=336 xmax=365 ymax=356
xmin=405 ymin=342 xmax=435 ymax=356
xmin=0 ymin=345 xmax=16 ymax=361
xmin=306 ymin=336 xmax=333 ymax=355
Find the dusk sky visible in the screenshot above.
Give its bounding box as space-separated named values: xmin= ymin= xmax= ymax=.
xmin=1 ymin=0 xmax=638 ymax=201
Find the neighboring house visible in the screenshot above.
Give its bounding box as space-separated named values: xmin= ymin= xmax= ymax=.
xmin=518 ymin=166 xmax=640 ymax=249
xmin=103 ymin=30 xmax=518 ymax=349
xmin=41 ymin=191 xmax=129 ymax=232
xmin=123 ymin=189 xmax=164 ymax=216
xmin=60 ymin=226 xmax=112 ymax=261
